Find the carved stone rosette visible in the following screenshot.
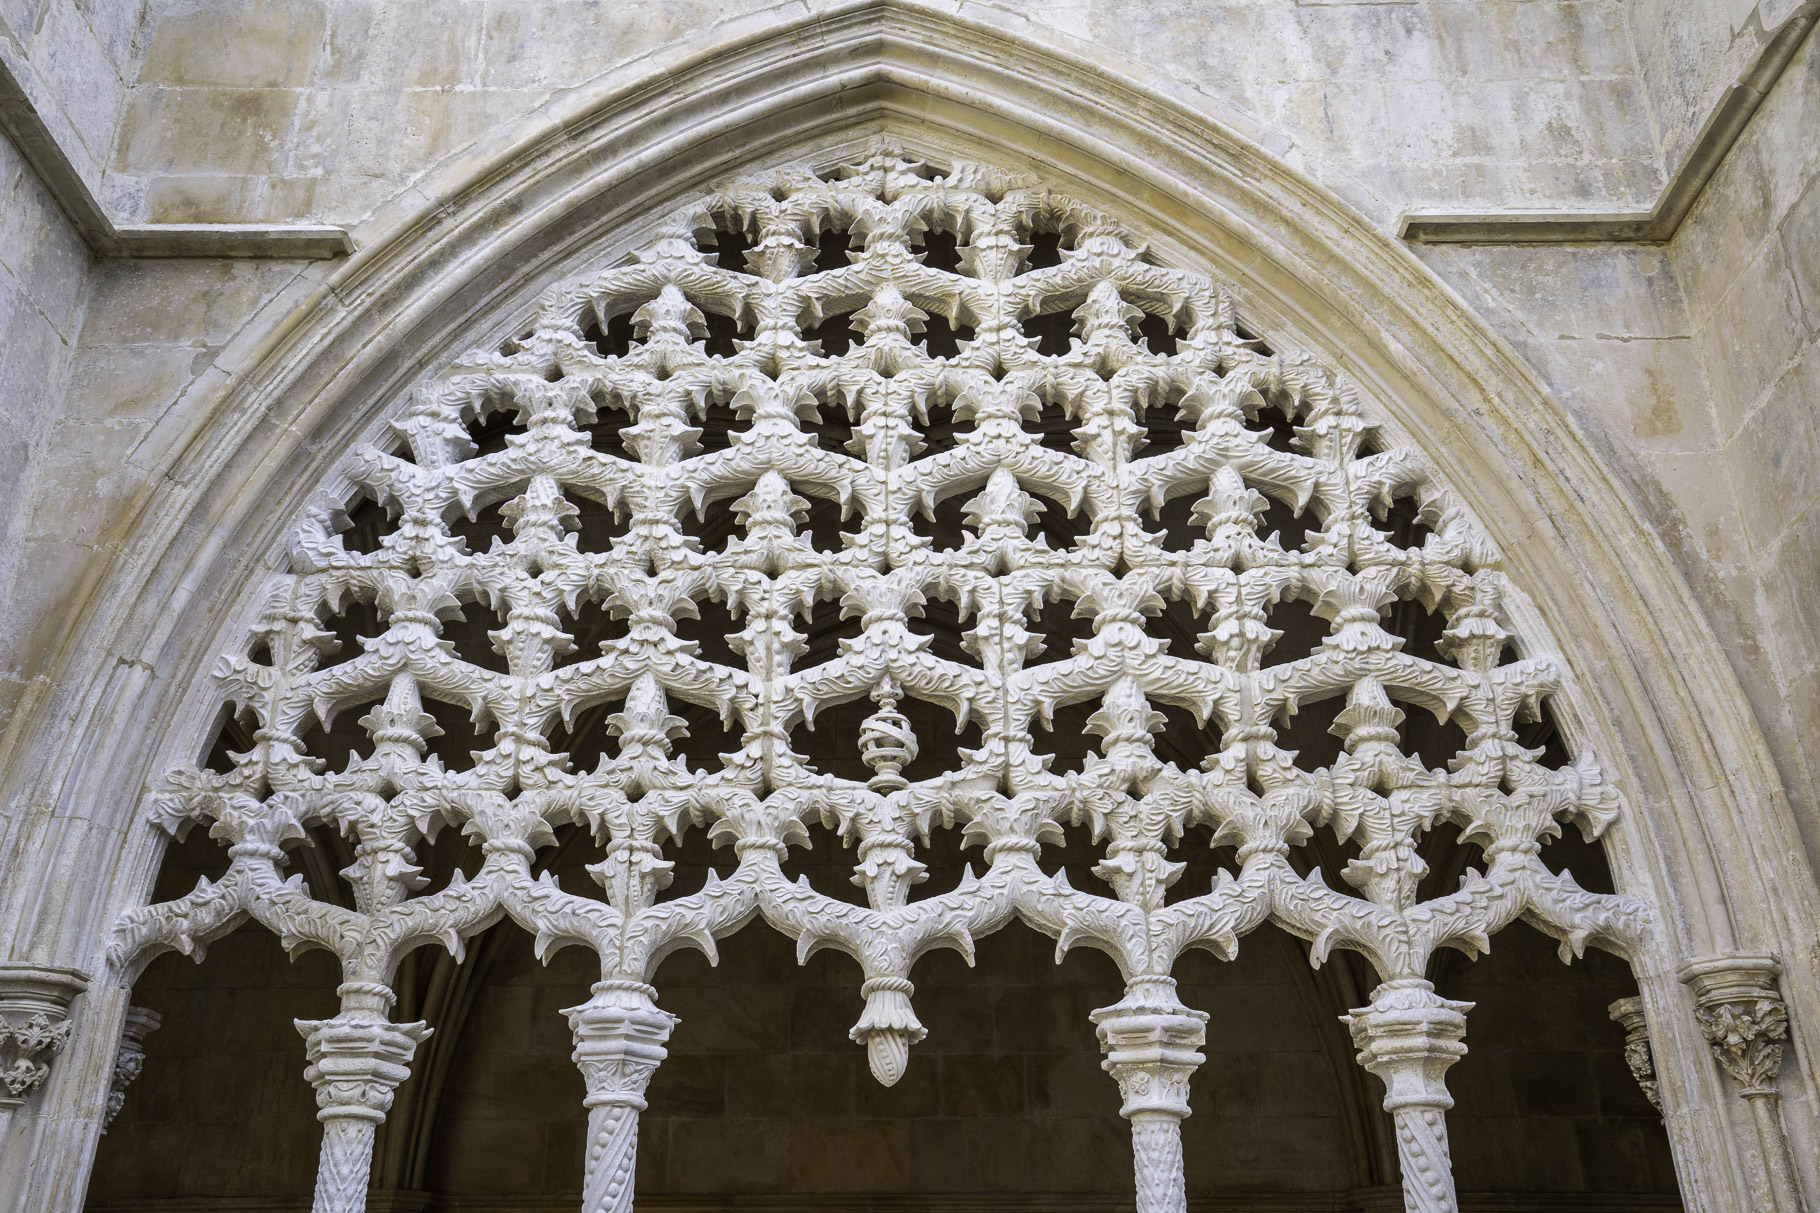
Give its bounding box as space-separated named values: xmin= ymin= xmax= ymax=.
xmin=1343 ymin=980 xmax=1472 ymax=1213
xmin=565 ymin=981 xmax=678 ymax=1213
xmin=1092 ymin=977 xmax=1208 ymax=1213
xmin=0 ymin=963 xmax=89 ymax=1154
xmin=295 ymin=983 xmax=431 ymax=1213
xmin=1680 ymin=955 xmax=1808 ymax=1213
xmin=101 ymin=1005 xmax=162 ymax=1131
xmin=1606 ymin=996 xmax=1661 ymax=1114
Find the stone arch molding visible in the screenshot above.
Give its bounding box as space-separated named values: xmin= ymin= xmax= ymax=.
xmin=0 ymin=6 xmax=1813 ymax=1213
xmin=115 ymin=145 xmax=1652 ymax=1213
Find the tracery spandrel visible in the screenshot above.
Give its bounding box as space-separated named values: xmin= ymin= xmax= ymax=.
xmin=110 ymin=148 xmax=1648 ymax=1213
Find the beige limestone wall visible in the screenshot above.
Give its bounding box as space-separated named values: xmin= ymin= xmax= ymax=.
xmin=0 ymin=0 xmax=144 ymax=202
xmin=1413 ymin=21 xmax=1820 ymax=859
xmin=105 ymin=0 xmax=1664 ymax=230
xmin=0 ymin=127 xmax=90 ymax=738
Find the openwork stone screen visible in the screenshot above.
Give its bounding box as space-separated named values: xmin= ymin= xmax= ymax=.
xmin=114 ymin=150 xmax=1646 ymax=1213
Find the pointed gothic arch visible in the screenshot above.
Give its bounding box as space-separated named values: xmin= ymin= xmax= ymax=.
xmin=0 ymin=7 xmax=1812 ymax=1213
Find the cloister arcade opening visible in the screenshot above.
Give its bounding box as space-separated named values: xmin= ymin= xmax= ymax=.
xmin=82 ymin=149 xmax=1680 ymax=1213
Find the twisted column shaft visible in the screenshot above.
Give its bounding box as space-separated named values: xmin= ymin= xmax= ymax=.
xmin=1343 ymin=979 xmax=1471 ymax=1213
xmin=295 ymin=983 xmax=429 ymax=1213
xmin=1092 ymin=977 xmax=1208 ymax=1213
xmin=566 ymin=980 xmax=677 ymax=1213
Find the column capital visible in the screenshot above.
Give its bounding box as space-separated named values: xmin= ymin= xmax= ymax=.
xmin=0 ymin=963 xmax=89 ymax=1113
xmin=564 ymin=980 xmax=677 ymax=1111
xmin=102 ymin=1005 xmax=162 ymax=1130
xmin=1678 ymin=954 xmax=1790 ymax=1097
xmin=294 ymin=1008 xmax=430 ymax=1124
xmin=1343 ymin=978 xmax=1472 ymax=1112
xmin=1091 ymin=976 xmax=1208 ymax=1121
xmin=1607 ymin=996 xmax=1662 ymax=1113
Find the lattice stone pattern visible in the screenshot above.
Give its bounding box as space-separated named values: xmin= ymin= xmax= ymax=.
xmin=111 ymin=151 xmax=1648 ymax=1213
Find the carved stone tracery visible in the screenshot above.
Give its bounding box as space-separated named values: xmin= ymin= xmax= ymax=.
xmin=110 ymin=148 xmax=1647 ymax=1213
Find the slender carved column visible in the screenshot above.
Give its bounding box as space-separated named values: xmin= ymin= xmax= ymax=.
xmin=295 ymin=983 xmax=430 ymax=1213
xmin=1681 ymin=956 xmax=1809 ymax=1213
xmin=0 ymin=963 xmax=88 ymax=1158
xmin=1607 ymin=996 xmax=1661 ymax=1114
xmin=1343 ymin=979 xmax=1471 ymax=1213
xmin=1091 ymin=976 xmax=1208 ymax=1213
xmin=565 ymin=980 xmax=678 ymax=1213
xmin=101 ymin=1005 xmax=162 ymax=1131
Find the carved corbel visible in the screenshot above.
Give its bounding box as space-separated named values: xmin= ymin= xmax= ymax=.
xmin=1091 ymin=976 xmax=1208 ymax=1213
xmin=1343 ymin=979 xmax=1472 ymax=1213
xmin=565 ymin=980 xmax=677 ymax=1213
xmin=101 ymin=1005 xmax=162 ymax=1131
xmin=1680 ymin=955 xmax=1808 ymax=1213
xmin=1606 ymin=996 xmax=1661 ymax=1114
xmin=295 ymin=983 xmax=430 ymax=1213
xmin=0 ymin=963 xmax=89 ymax=1152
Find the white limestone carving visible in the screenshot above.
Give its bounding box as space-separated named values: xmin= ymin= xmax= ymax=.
xmin=1607 ymin=995 xmax=1661 ymax=1115
xmin=100 ymin=1005 xmax=161 ymax=1131
xmin=0 ymin=964 xmax=88 ymax=1160
xmin=1682 ymin=957 xmax=1808 ymax=1213
xmin=109 ymin=148 xmax=1647 ymax=1213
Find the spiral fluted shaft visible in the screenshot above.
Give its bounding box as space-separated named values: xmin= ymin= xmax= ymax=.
xmin=568 ymin=981 xmax=677 ymax=1213
xmin=1343 ymin=980 xmax=1471 ymax=1213
xmin=1391 ymin=1107 xmax=1457 ymax=1213
xmin=582 ymin=1101 xmax=642 ymax=1213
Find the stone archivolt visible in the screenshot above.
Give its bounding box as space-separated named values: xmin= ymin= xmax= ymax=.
xmin=109 ymin=150 xmax=1647 ymax=1213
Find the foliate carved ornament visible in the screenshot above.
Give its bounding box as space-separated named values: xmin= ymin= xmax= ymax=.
xmin=110 ymin=147 xmax=1649 ymax=1213
xmin=1679 ymin=955 xmax=1808 ymax=1213
xmin=0 ymin=964 xmax=88 ymax=1123
xmin=1606 ymin=995 xmax=1661 ymax=1114
xmin=101 ymin=1005 xmax=162 ymax=1130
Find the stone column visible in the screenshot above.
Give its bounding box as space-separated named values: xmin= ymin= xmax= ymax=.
xmin=1607 ymin=996 xmax=1662 ymax=1114
xmin=564 ymin=980 xmax=678 ymax=1213
xmin=1091 ymin=976 xmax=1208 ymax=1213
xmin=1680 ymin=956 xmax=1809 ymax=1213
xmin=0 ymin=963 xmax=88 ymax=1160
xmin=1342 ymin=978 xmax=1472 ymax=1213
xmin=101 ymin=1005 xmax=162 ymax=1130
xmin=295 ymin=982 xmax=431 ymax=1213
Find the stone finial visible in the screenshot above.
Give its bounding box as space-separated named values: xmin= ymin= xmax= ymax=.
xmin=1607 ymin=996 xmax=1661 ymax=1113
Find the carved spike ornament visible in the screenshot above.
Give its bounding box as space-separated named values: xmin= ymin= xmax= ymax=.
xmin=110 ymin=148 xmax=1647 ymax=1213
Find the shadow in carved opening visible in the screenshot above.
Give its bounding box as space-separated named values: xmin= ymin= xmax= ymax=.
xmin=90 ymin=822 xmax=1677 ymax=1211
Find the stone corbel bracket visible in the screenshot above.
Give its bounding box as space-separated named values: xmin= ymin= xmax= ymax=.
xmin=0 ymin=963 xmax=89 ymax=1140
xmin=1680 ymin=954 xmax=1810 ymax=1213
xmin=1401 ymin=2 xmax=1818 ymax=243
xmin=1608 ymin=995 xmax=1662 ymax=1115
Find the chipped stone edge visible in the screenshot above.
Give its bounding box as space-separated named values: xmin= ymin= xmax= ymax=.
xmin=1399 ymin=2 xmax=1819 ymax=245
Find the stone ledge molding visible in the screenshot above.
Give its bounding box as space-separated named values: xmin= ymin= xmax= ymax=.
xmin=1400 ymin=1 xmax=1819 ymax=243
xmin=2 ymin=7 xmax=1814 ymax=1211
xmin=0 ymin=43 xmax=351 ymax=260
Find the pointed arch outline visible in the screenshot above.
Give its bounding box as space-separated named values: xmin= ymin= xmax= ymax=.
xmin=0 ymin=4 xmax=1812 ymax=1209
